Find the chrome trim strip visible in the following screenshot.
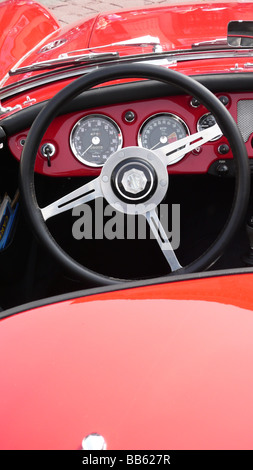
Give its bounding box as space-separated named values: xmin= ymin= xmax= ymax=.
xmin=9 ymin=52 xmax=119 ymax=75
xmin=0 ymin=67 xmax=95 ymax=101
xmin=1 ymin=49 xmax=253 ymax=103
xmin=0 ymin=52 xmax=165 ymax=101
xmin=192 ymin=38 xmax=227 ymax=49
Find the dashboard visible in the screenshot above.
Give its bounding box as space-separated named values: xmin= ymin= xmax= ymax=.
xmin=7 ymin=90 xmax=253 ymax=177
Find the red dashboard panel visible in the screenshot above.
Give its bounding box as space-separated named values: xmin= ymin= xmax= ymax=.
xmin=8 ymin=91 xmax=252 ymax=177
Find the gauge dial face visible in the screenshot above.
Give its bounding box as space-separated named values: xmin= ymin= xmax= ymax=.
xmin=70 ymin=114 xmax=123 ymax=167
xmin=138 ymin=113 xmax=190 ymax=164
xmin=197 ymin=113 xmax=222 ymax=141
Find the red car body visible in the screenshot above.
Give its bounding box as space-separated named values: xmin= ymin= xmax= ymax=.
xmin=2 ymin=274 xmax=253 ymax=450
xmin=1 ymin=0 xmax=253 ymax=450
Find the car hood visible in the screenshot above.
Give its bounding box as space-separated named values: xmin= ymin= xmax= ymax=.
xmin=89 ymin=2 xmax=241 ymax=51
xmin=1 ymin=273 xmax=253 ymax=449
xmin=4 ymin=1 xmax=253 ymax=88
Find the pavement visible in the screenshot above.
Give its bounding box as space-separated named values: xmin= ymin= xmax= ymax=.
xmin=31 ymin=0 xmax=173 ymax=25
xmin=2 ymin=0 xmax=250 ymax=26
xmin=1 ymin=0 xmax=253 ymax=25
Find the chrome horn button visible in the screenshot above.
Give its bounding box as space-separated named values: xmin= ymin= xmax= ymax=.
xmin=112 ymin=159 xmax=156 ymax=202
xmin=122 ymin=168 xmax=148 ymax=195
xmin=100 ymin=146 xmax=169 ymax=215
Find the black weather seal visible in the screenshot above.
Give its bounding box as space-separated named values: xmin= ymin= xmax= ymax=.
xmin=1 ymin=266 xmax=253 ymax=321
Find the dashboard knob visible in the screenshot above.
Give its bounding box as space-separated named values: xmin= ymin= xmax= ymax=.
xmin=219 ymin=95 xmax=229 ymax=106
xmin=124 ymin=110 xmax=136 ymax=122
xmin=41 ymin=143 xmax=56 ymax=167
xmin=216 ymin=163 xmax=229 ymax=176
xmin=41 ymin=143 xmax=56 ymax=158
xmin=218 ymin=144 xmax=230 ymax=155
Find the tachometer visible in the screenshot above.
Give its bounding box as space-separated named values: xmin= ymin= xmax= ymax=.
xmin=70 ymin=114 xmax=123 ymax=167
xmin=138 ymin=113 xmax=190 ymax=164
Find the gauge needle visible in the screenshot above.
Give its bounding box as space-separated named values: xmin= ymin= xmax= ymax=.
xmin=151 ymin=135 xmax=168 ymax=150
xmin=151 ymin=142 xmax=161 ymax=150
xmin=81 ymin=144 xmax=93 ymax=156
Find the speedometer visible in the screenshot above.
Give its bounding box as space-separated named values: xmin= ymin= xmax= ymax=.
xmin=70 ymin=114 xmax=123 ymax=167
xmin=138 ymin=113 xmax=190 ymax=164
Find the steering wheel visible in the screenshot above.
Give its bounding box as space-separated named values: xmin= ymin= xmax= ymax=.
xmin=19 ymin=63 xmax=250 ymax=286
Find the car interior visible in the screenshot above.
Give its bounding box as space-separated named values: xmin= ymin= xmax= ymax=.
xmin=1 ymin=72 xmax=253 ymax=311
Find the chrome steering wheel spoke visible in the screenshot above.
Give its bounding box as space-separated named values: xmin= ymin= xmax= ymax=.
xmin=156 ymin=123 xmax=222 ymax=165
xmin=41 ymin=177 xmax=102 ymax=221
xmin=146 ymin=208 xmax=182 ymax=272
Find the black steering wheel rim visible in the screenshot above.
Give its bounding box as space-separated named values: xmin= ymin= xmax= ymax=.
xmin=19 ymin=63 xmax=250 ymax=285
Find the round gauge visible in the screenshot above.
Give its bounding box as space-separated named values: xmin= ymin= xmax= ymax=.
xmin=197 ymin=113 xmax=222 ymax=141
xmin=70 ymin=114 xmax=123 ymax=167
xmin=138 ymin=113 xmax=190 ymax=164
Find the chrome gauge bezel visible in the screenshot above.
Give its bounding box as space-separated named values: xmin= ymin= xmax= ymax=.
xmin=137 ymin=112 xmax=190 ymax=164
xmin=70 ymin=114 xmax=123 ymax=167
xmin=197 ymin=113 xmax=222 ymax=141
